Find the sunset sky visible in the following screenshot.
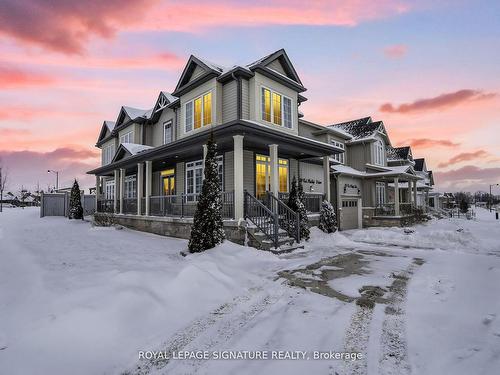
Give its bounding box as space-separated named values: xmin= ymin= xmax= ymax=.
xmin=0 ymin=0 xmax=499 ymax=194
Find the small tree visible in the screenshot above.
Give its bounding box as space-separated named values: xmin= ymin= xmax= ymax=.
xmin=69 ymin=179 xmax=84 ymax=220
xmin=319 ymin=200 xmax=337 ymax=233
xmin=459 ymin=198 xmax=469 ymax=214
xmin=0 ymin=165 xmax=7 ymax=213
xmin=287 ymin=176 xmax=310 ymax=241
xmin=188 ymin=133 xmax=225 ymax=253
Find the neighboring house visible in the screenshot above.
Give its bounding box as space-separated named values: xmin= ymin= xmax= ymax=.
xmin=88 ymin=49 xmax=340 ymax=247
xmin=413 ymin=158 xmax=435 ymax=207
xmin=88 ymin=49 xmax=436 ymax=243
xmin=323 ymin=117 xmax=422 ymax=229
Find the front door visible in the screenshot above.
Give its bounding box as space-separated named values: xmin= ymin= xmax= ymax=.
xmin=161 ymin=169 xmax=175 ymax=196
xmin=255 ymin=154 xmax=289 ymax=199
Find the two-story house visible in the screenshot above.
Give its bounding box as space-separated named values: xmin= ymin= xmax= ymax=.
xmin=88 ymin=50 xmax=341 ymax=247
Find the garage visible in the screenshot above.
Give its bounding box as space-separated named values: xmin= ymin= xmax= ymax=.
xmin=341 ymin=199 xmax=360 ymax=230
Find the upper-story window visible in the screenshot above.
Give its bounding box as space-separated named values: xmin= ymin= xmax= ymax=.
xmin=120 ymin=130 xmax=134 ymax=144
xmin=163 ymin=121 xmax=173 ymax=144
xmin=261 ymin=87 xmax=293 ymax=129
xmin=374 ymin=139 xmax=385 ymax=165
xmin=185 ymin=91 xmax=212 ymax=133
xmin=103 ymin=143 xmax=115 ymax=165
xmin=331 ymin=141 xmax=345 ymax=164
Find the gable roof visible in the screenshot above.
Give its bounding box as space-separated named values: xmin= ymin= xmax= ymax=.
xmin=112 ymin=143 xmax=153 ymax=163
xmin=328 ymin=117 xmax=387 ymax=141
xmin=246 ymin=49 xmax=303 ymax=87
xmin=387 ymin=146 xmax=412 ymax=161
xmin=173 ymin=55 xmax=228 ymax=95
xmin=97 ymin=120 xmax=117 ymax=144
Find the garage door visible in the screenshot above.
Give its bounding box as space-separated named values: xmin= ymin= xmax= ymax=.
xmin=341 ymin=199 xmax=359 ymax=230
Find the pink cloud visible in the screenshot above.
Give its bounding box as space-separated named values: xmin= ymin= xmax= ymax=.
xmin=0 ymin=65 xmax=55 ymax=88
xmin=403 ymin=138 xmax=460 ymax=149
xmin=434 ymin=165 xmax=500 ymax=187
xmin=0 ymin=0 xmax=158 ymax=54
xmin=0 ymin=128 xmax=31 ymax=137
xmin=0 ymin=106 xmax=100 ymax=121
xmin=438 ymin=150 xmax=490 ymax=168
xmin=0 ymin=0 xmax=411 ymax=54
xmin=380 ymin=89 xmax=497 ymax=114
xmin=0 ymin=147 xmax=99 ymax=191
xmin=384 ymin=44 xmax=407 ymax=58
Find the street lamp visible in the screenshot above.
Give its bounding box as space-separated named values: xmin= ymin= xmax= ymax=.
xmin=47 ymin=170 xmax=59 ymax=191
xmin=489 ymin=183 xmax=499 ymax=212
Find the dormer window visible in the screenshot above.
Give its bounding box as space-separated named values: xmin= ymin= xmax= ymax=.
xmin=331 ymin=141 xmax=345 ymax=164
xmin=185 ymin=91 xmax=212 ymax=133
xmin=261 ymin=87 xmax=292 ymax=128
xmin=374 ymin=139 xmax=385 ymax=165
xmin=120 ymin=130 xmax=134 ymax=144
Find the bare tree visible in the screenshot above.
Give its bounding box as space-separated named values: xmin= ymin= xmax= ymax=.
xmin=0 ymin=161 xmax=8 ymax=213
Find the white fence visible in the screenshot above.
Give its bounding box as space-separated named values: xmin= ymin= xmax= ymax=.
xmin=40 ymin=192 xmax=96 ymax=218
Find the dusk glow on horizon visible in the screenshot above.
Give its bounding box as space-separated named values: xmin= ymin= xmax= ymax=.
xmin=0 ymin=0 xmax=499 ymax=193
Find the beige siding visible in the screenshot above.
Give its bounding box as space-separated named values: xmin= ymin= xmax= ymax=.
xmin=289 ymin=158 xmax=299 ymax=181
xmin=224 ymin=151 xmax=234 ymax=191
xmin=347 ymin=143 xmax=369 ymax=170
xmin=266 ymin=59 xmax=287 ymax=76
xmin=243 ymin=150 xmax=254 ymax=194
xmin=222 ymin=80 xmax=237 ymax=123
xmin=241 ymin=79 xmax=249 ymax=119
xmin=190 ymin=65 xmax=205 ymax=82
xmin=149 ymin=108 xmax=176 ymax=147
xmin=176 ymin=162 xmax=184 ymax=194
xmin=299 ymin=161 xmax=324 ymax=193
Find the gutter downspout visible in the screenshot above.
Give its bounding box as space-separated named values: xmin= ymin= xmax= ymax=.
xmin=232 ymin=72 xmax=242 ymax=120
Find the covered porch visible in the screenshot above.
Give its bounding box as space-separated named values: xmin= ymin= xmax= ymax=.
xmin=89 ymin=121 xmax=339 ymax=242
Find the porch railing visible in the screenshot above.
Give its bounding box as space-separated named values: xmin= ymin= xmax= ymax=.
xmin=244 ymin=191 xmax=280 ymax=248
xmin=278 ymin=192 xmax=324 ymax=213
xmin=122 ymin=198 xmax=137 ymax=215
xmin=96 ymin=199 xmax=114 ymax=213
xmin=374 ymin=202 xmax=415 ymax=216
xmin=266 ymin=192 xmax=300 ymax=243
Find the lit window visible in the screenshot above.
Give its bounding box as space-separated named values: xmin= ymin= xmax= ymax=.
xmin=261 ymin=88 xmax=271 ymax=122
xmin=261 ymin=87 xmax=292 ymax=128
xmin=279 ymin=159 xmax=288 ymax=192
xmin=185 ymin=91 xmax=212 ymax=133
xmin=272 ymin=92 xmax=282 ymax=125
xmin=255 ymin=155 xmax=288 ymax=197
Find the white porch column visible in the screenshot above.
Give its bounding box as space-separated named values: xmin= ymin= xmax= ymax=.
xmin=413 ymin=180 xmax=418 ymax=207
xmin=119 ymin=168 xmax=125 ymax=214
xmin=394 ymin=177 xmax=400 ymax=216
xmin=233 ymin=135 xmax=244 ymax=220
xmin=269 ymin=144 xmax=279 ymax=197
xmin=113 ymin=169 xmax=119 ymax=213
xmin=137 ymin=162 xmax=143 ymax=215
xmin=95 ymin=175 xmax=100 ymax=211
xmin=145 ymin=160 xmax=152 ymax=216
xmin=202 ymin=144 xmax=208 ymax=165
xmin=323 ymin=156 xmax=330 ymax=202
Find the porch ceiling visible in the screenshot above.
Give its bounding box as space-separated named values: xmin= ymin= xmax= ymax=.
xmin=88 ymin=120 xmax=339 ymax=176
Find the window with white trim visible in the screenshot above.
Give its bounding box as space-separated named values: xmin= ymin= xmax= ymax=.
xmin=374 ymin=139 xmax=385 ymax=165
xmin=163 ymin=121 xmax=173 ymax=144
xmin=105 ymin=180 xmax=115 ymax=200
xmin=124 ymin=175 xmax=137 ymax=198
xmin=185 ymin=91 xmax=212 ymax=133
xmin=261 ymin=87 xmax=293 ymax=128
xmin=103 ymin=143 xmax=115 ymax=165
xmin=331 ymin=141 xmax=345 ymax=164
xmin=376 ymin=182 xmax=386 ymax=205
xmin=120 ymin=130 xmax=134 ymax=144
xmin=185 ymin=156 xmax=223 ymax=201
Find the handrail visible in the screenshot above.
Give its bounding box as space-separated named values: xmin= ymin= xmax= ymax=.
xmin=244 ymin=191 xmax=279 ymax=248
xmin=266 ymin=192 xmax=300 ymax=243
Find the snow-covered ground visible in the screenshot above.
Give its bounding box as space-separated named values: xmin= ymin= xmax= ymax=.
xmin=1 ymin=207 xmax=499 ymax=374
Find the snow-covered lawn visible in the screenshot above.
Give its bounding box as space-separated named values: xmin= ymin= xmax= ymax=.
xmin=1 ymin=207 xmax=499 ymax=374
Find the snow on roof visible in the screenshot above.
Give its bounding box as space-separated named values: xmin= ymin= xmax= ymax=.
xmin=331 ymin=165 xmax=368 ymax=177
xmin=121 ymin=143 xmax=153 ymax=156
xmin=328 ymin=117 xmax=384 ymax=140
xmin=194 ymin=56 xmax=230 ymax=74
xmin=104 ymin=121 xmax=116 ymax=132
xmin=123 ymin=106 xmax=151 ymax=120
xmin=160 ymin=91 xmax=178 ymax=103
xmin=387 ymin=146 xmax=411 ymax=161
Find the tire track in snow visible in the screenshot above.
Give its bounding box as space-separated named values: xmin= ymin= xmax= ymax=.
xmin=125 ymin=283 xmax=284 ymax=375
xmin=378 ymin=258 xmax=423 ymax=375
xmin=342 ymin=306 xmax=374 ymax=375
